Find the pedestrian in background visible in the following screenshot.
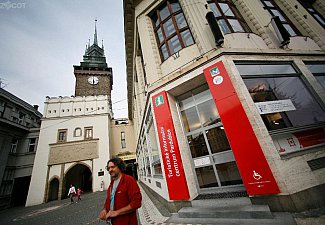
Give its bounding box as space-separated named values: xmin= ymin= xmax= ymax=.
xmin=77 ymin=187 xmax=83 ymax=202
xmin=99 ymin=157 xmax=142 ymax=225
xmin=67 ymin=184 xmax=76 ymax=204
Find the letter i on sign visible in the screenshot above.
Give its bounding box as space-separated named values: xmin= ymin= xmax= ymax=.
xmin=155 ymin=95 xmax=164 ymax=107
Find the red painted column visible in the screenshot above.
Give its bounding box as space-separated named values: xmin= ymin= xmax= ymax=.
xmin=203 ymin=61 xmax=280 ymax=195
xmin=152 ymin=91 xmax=190 ymax=200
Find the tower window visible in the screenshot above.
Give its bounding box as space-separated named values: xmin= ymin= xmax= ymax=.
xmin=85 ymin=127 xmax=93 ymax=139
xmin=74 ymin=127 xmax=82 ymax=137
xmin=57 ymin=129 xmax=67 ymax=142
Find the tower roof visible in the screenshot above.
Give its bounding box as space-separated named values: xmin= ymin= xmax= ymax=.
xmin=81 ymin=19 xmax=107 ymax=68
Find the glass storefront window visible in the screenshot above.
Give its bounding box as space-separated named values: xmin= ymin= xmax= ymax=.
xmin=215 ymin=162 xmax=243 ymax=186
xmin=237 ymin=63 xmax=325 ymax=131
xmin=147 ymin=113 xmax=162 ymax=176
xmin=206 ymin=126 xmax=230 ymax=154
xmin=181 ymin=106 xmax=201 ymax=132
xmin=195 ymin=166 xmax=218 ymax=188
xmin=305 ymin=62 xmax=325 ymax=89
xmin=187 ymin=132 xmax=209 ymax=158
xmin=197 ymin=99 xmax=220 ymax=127
xmin=237 ymin=62 xmax=325 ymax=155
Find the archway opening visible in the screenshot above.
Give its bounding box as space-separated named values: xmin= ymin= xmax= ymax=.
xmin=48 ymin=178 xmax=59 ymax=202
xmin=63 ymin=164 xmax=92 ymax=198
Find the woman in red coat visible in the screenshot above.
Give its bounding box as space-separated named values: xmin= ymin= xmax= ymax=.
xmin=99 ymin=157 xmax=142 ymax=225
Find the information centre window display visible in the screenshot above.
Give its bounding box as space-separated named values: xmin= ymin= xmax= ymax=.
xmin=137 ymin=107 xmax=163 ymax=180
xmin=178 ymin=84 xmax=243 ymax=189
xmin=236 ymin=62 xmax=325 ymax=155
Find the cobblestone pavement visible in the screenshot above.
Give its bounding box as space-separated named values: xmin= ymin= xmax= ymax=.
xmin=0 ymin=185 xmax=324 ymax=225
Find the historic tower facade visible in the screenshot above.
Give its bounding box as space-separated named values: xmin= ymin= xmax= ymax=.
xmin=74 ymin=21 xmax=113 ymax=99
xmin=26 ymin=21 xmax=113 ymax=206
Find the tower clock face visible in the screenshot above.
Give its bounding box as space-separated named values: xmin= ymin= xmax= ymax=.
xmin=88 ymin=76 xmax=99 ymax=85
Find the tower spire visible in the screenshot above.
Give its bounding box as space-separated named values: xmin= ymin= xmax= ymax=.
xmin=94 ymin=18 xmax=98 ymax=46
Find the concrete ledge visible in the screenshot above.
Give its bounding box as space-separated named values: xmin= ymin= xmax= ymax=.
xmin=251 ymin=183 xmax=325 ymax=212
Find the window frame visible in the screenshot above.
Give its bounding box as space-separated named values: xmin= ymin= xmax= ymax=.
xmin=207 ymin=0 xmax=251 ymax=34
xmin=28 ymin=138 xmax=37 ymax=152
xmin=84 ymin=127 xmax=93 ymax=140
xmin=10 ymin=138 xmax=18 ymax=153
xmin=57 ymin=129 xmax=67 ymax=143
xmin=150 ymin=0 xmax=195 ymax=61
xmin=260 ymin=0 xmax=300 ymax=36
xmin=298 ymin=0 xmax=325 ymax=28
xmin=74 ymin=127 xmax=82 ymax=137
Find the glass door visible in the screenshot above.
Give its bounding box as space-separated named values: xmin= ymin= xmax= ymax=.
xmin=178 ymin=84 xmax=243 ymax=190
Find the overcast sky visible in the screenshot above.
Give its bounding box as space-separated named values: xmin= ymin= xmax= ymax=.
xmin=0 ymin=0 xmax=128 ymax=118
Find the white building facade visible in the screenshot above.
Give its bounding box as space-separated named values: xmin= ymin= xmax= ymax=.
xmin=124 ymin=0 xmax=325 ymax=212
xmin=26 ymin=96 xmax=112 ymax=206
xmin=26 ymin=24 xmax=118 ymax=206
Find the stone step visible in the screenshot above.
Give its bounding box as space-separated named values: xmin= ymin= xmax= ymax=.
xmin=178 ymin=205 xmax=273 ymax=219
xmin=166 ymin=212 xmax=297 ymax=225
xmin=191 ymin=197 xmax=252 ymax=208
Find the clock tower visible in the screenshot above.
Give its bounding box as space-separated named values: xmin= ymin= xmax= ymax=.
xmin=74 ymin=20 xmax=113 ymax=98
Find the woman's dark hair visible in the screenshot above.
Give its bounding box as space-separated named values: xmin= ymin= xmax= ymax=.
xmin=108 ymin=157 xmax=126 ymax=172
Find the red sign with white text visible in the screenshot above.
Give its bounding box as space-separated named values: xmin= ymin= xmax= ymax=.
xmin=152 ymin=91 xmax=190 ymax=200
xmin=204 ymin=61 xmax=280 ymax=195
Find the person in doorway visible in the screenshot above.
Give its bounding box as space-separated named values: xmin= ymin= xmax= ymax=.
xmin=77 ymin=188 xmax=83 ymax=202
xmin=67 ymin=184 xmax=76 ymax=204
xmin=99 ymin=157 xmax=142 ymax=225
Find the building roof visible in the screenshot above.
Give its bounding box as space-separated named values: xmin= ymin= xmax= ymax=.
xmin=0 ymin=87 xmax=42 ymax=117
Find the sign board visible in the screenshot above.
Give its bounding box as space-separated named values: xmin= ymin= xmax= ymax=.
xmin=152 ymin=91 xmax=190 ymax=200
xmin=203 ymin=61 xmax=280 ymax=196
xmin=255 ymin=99 xmax=296 ymax=114
xmin=273 ymin=127 xmax=325 ymax=155
xmin=194 ymin=157 xmax=211 ymax=167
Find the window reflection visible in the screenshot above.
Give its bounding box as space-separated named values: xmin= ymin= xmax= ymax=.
xmin=215 ymin=162 xmax=243 ymax=186
xmin=163 ymin=18 xmax=176 ymax=37
xmin=181 ymin=106 xmax=201 ymax=132
xmin=187 ymin=132 xmax=209 ymax=158
xmin=305 ymin=63 xmax=325 ymax=89
xmin=195 ymin=166 xmax=218 ymax=188
xmin=197 ymin=99 xmax=220 ymax=127
xmin=244 ymin=77 xmax=325 ymax=130
xmin=181 ymin=30 xmax=194 ymax=46
xmin=206 ymin=127 xmax=231 ymax=154
xmin=168 ymin=35 xmax=182 ymax=55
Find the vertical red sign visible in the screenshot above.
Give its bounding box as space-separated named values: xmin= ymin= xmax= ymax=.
xmin=152 ymin=91 xmax=190 ymax=200
xmin=203 ymin=61 xmax=280 ymax=195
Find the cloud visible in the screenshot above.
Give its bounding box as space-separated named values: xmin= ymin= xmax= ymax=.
xmin=0 ymin=0 xmax=127 ymax=118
